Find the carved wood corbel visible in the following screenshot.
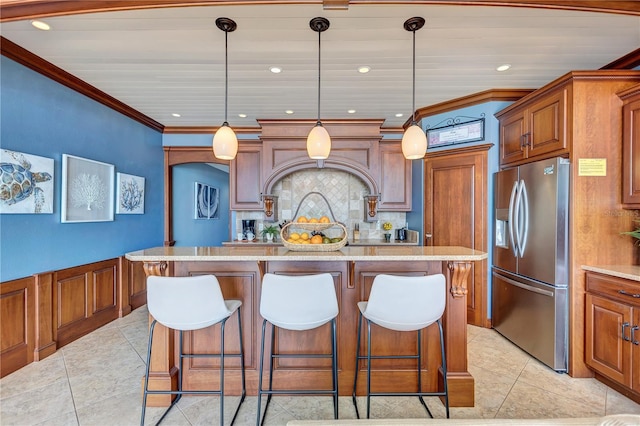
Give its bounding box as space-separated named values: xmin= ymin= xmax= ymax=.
xmin=448 ymin=261 xmax=471 ymax=298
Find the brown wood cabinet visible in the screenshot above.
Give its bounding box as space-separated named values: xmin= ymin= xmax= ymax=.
xmin=496 ymin=71 xmax=640 ymax=378
xmin=424 ymin=144 xmax=490 ymax=328
xmin=585 ymin=271 xmax=640 ymax=403
xmin=229 ymin=142 xmax=263 ymax=210
xmin=378 ymin=141 xmax=412 ymax=210
xmin=618 ymin=84 xmax=640 ymax=208
xmin=497 ymin=85 xmax=568 ymax=167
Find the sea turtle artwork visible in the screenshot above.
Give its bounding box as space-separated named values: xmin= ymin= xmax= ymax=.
xmin=0 ymin=149 xmax=54 ymax=214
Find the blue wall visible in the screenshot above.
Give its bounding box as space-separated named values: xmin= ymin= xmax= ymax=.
xmin=0 ymin=57 xmax=164 ymax=282
xmin=172 ymin=163 xmax=230 ymax=246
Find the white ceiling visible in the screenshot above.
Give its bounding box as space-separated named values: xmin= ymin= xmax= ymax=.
xmin=1 ymin=3 xmax=639 ymax=129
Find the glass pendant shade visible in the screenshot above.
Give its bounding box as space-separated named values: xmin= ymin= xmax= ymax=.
xmin=307 ymin=124 xmax=331 ymax=159
xmin=401 ymin=124 xmax=427 ymax=159
xmin=212 ymin=123 xmax=238 ymax=160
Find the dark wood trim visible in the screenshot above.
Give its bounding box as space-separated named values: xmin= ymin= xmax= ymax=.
xmin=409 ymin=89 xmax=534 ymax=128
xmin=0 ymin=276 xmax=35 ymax=378
xmin=33 ymin=271 xmax=56 ymax=361
xmin=0 ymin=36 xmax=164 ymax=132
xmin=1 ymin=0 xmax=638 ymax=22
xmin=601 ymin=47 xmax=640 ymax=70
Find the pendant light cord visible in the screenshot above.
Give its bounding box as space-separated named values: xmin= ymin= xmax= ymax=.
xmin=317 ymin=27 xmax=322 ymax=125
xmin=411 ymin=28 xmax=416 ymax=125
xmin=224 ymin=28 xmax=229 ymax=125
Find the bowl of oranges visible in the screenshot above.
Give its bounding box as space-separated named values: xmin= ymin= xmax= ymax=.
xmin=281 ymin=217 xmax=347 ymax=252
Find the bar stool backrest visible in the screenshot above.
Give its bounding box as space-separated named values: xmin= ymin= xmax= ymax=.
xmin=362 ymin=274 xmax=446 ymax=331
xmin=260 ymin=273 xmax=338 ymax=331
xmin=147 ymin=275 xmax=233 ymax=331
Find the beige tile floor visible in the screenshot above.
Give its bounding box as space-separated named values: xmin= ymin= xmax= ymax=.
xmin=1 ymin=305 xmax=639 ymax=425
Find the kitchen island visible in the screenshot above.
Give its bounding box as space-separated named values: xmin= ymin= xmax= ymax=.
xmin=126 ymin=245 xmax=487 ymax=407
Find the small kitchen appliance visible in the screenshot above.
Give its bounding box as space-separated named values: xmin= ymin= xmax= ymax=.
xmin=242 ymin=219 xmax=256 ymax=241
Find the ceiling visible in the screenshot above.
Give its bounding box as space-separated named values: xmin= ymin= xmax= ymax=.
xmin=1 ymin=2 xmax=639 ymax=129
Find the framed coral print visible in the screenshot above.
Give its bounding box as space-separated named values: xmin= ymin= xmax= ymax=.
xmin=194 ymin=182 xmax=219 ymax=219
xmin=61 ymin=154 xmax=115 ymax=223
xmin=116 ymin=173 xmax=145 ymax=214
xmin=0 ymin=149 xmax=54 ymax=214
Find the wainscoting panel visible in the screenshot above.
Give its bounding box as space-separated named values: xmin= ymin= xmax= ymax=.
xmin=0 ymin=276 xmax=35 ymax=377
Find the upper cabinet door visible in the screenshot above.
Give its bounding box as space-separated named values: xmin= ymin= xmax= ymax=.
xmin=378 ymin=142 xmax=412 ymax=211
xmin=499 ymin=109 xmax=527 ymax=165
xmin=527 ymin=88 xmax=567 ymax=160
xmin=230 ymin=142 xmax=263 ymax=209
xmin=622 ymin=96 xmax=640 ymax=207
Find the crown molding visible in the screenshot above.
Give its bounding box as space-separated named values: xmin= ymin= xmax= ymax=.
xmin=0 ymin=0 xmax=638 ymax=22
xmin=1 ymin=36 xmax=164 ymax=132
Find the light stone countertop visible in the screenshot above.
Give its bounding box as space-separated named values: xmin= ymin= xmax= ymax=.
xmin=582 ymin=265 xmax=640 ymax=282
xmin=125 ymin=245 xmax=487 ymax=262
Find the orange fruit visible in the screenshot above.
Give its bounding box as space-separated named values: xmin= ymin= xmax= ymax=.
xmin=297 ymin=216 xmax=308 ymax=223
xmin=310 ymin=234 xmax=323 ymax=244
xmin=319 ymin=216 xmax=330 ymax=223
xmin=309 ymin=217 xmax=319 ymax=223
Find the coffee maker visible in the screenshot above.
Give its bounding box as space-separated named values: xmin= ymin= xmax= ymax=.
xmin=242 ymin=219 xmax=256 ymax=241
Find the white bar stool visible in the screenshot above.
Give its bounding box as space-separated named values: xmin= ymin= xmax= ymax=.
xmin=141 ymin=275 xmax=246 ymax=426
xmin=351 ymin=273 xmax=449 ymax=419
xmin=257 ymin=273 xmax=339 ymax=425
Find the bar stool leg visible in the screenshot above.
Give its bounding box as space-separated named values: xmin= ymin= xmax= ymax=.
xmin=256 ymin=319 xmax=268 ymax=426
xmin=438 ymin=319 xmax=450 ymax=419
xmin=331 ymin=318 xmax=339 ymax=419
xmin=366 ymin=319 xmax=372 ymax=419
xmin=220 ymin=320 xmax=226 ymax=426
xmin=352 ymin=312 xmax=363 ymax=419
xmin=141 ymin=320 xmax=157 ymax=426
xmin=417 ymin=329 xmax=433 ymax=418
xmin=234 ymin=307 xmax=247 ymax=422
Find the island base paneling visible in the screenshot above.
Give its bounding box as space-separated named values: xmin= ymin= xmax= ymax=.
xmin=138 ymin=256 xmax=476 ymax=407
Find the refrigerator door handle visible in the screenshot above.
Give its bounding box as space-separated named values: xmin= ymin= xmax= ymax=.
xmin=518 ymin=180 xmax=529 ymax=257
xmin=499 ymin=274 xmax=555 ymax=297
xmin=508 ymin=180 xmax=519 ymax=257
xmin=513 ymin=179 xmax=523 ymax=256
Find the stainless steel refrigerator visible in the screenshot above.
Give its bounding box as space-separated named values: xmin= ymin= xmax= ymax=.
xmin=492 ymin=157 xmax=570 ymax=372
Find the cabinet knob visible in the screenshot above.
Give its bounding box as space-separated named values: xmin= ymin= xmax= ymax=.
xmin=632 ymin=325 xmax=639 ymax=346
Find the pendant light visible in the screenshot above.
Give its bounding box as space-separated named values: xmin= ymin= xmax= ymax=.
xmin=212 ymin=17 xmax=238 ymax=160
xmin=307 ymin=17 xmax=331 ymax=160
xmin=401 ymin=17 xmax=427 ymax=160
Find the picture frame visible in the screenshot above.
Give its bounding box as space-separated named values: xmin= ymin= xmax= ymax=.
xmin=61 ymin=154 xmax=115 ymax=223
xmin=194 ymin=182 xmax=219 ymax=220
xmin=116 ymin=172 xmax=145 ymax=214
xmin=0 ymin=149 xmax=54 ymax=214
xmin=426 ymin=117 xmax=485 ymax=148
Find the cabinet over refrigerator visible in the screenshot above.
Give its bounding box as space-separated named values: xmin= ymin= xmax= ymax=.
xmin=492 ymin=157 xmax=570 ymax=372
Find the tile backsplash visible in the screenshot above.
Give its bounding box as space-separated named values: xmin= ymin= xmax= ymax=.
xmin=236 ymin=169 xmax=406 ymax=239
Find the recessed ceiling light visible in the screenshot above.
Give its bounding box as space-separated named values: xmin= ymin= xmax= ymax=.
xmin=348 ymin=109 xmax=356 ymax=114
xmin=31 ymin=20 xmax=51 ymax=31
xmin=238 ymin=113 xmax=247 ymax=118
xmin=285 ymin=110 xmax=294 ymax=115
xmin=357 ymin=66 xmax=371 ymax=74
xmin=395 ymin=113 xmax=404 ymax=118
xmin=496 ymin=64 xmax=511 ymax=72
xmin=270 ymin=66 xmax=282 ymax=74
xmin=171 ymin=113 xmax=181 ymax=117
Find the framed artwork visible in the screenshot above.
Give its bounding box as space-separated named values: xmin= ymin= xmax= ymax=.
xmin=427 ymin=117 xmax=485 ymax=149
xmin=0 ymin=149 xmax=54 ymax=214
xmin=116 ymin=173 xmax=145 ymax=214
xmin=61 ymin=154 xmax=115 ymax=223
xmin=194 ymin=182 xmax=219 ymax=219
